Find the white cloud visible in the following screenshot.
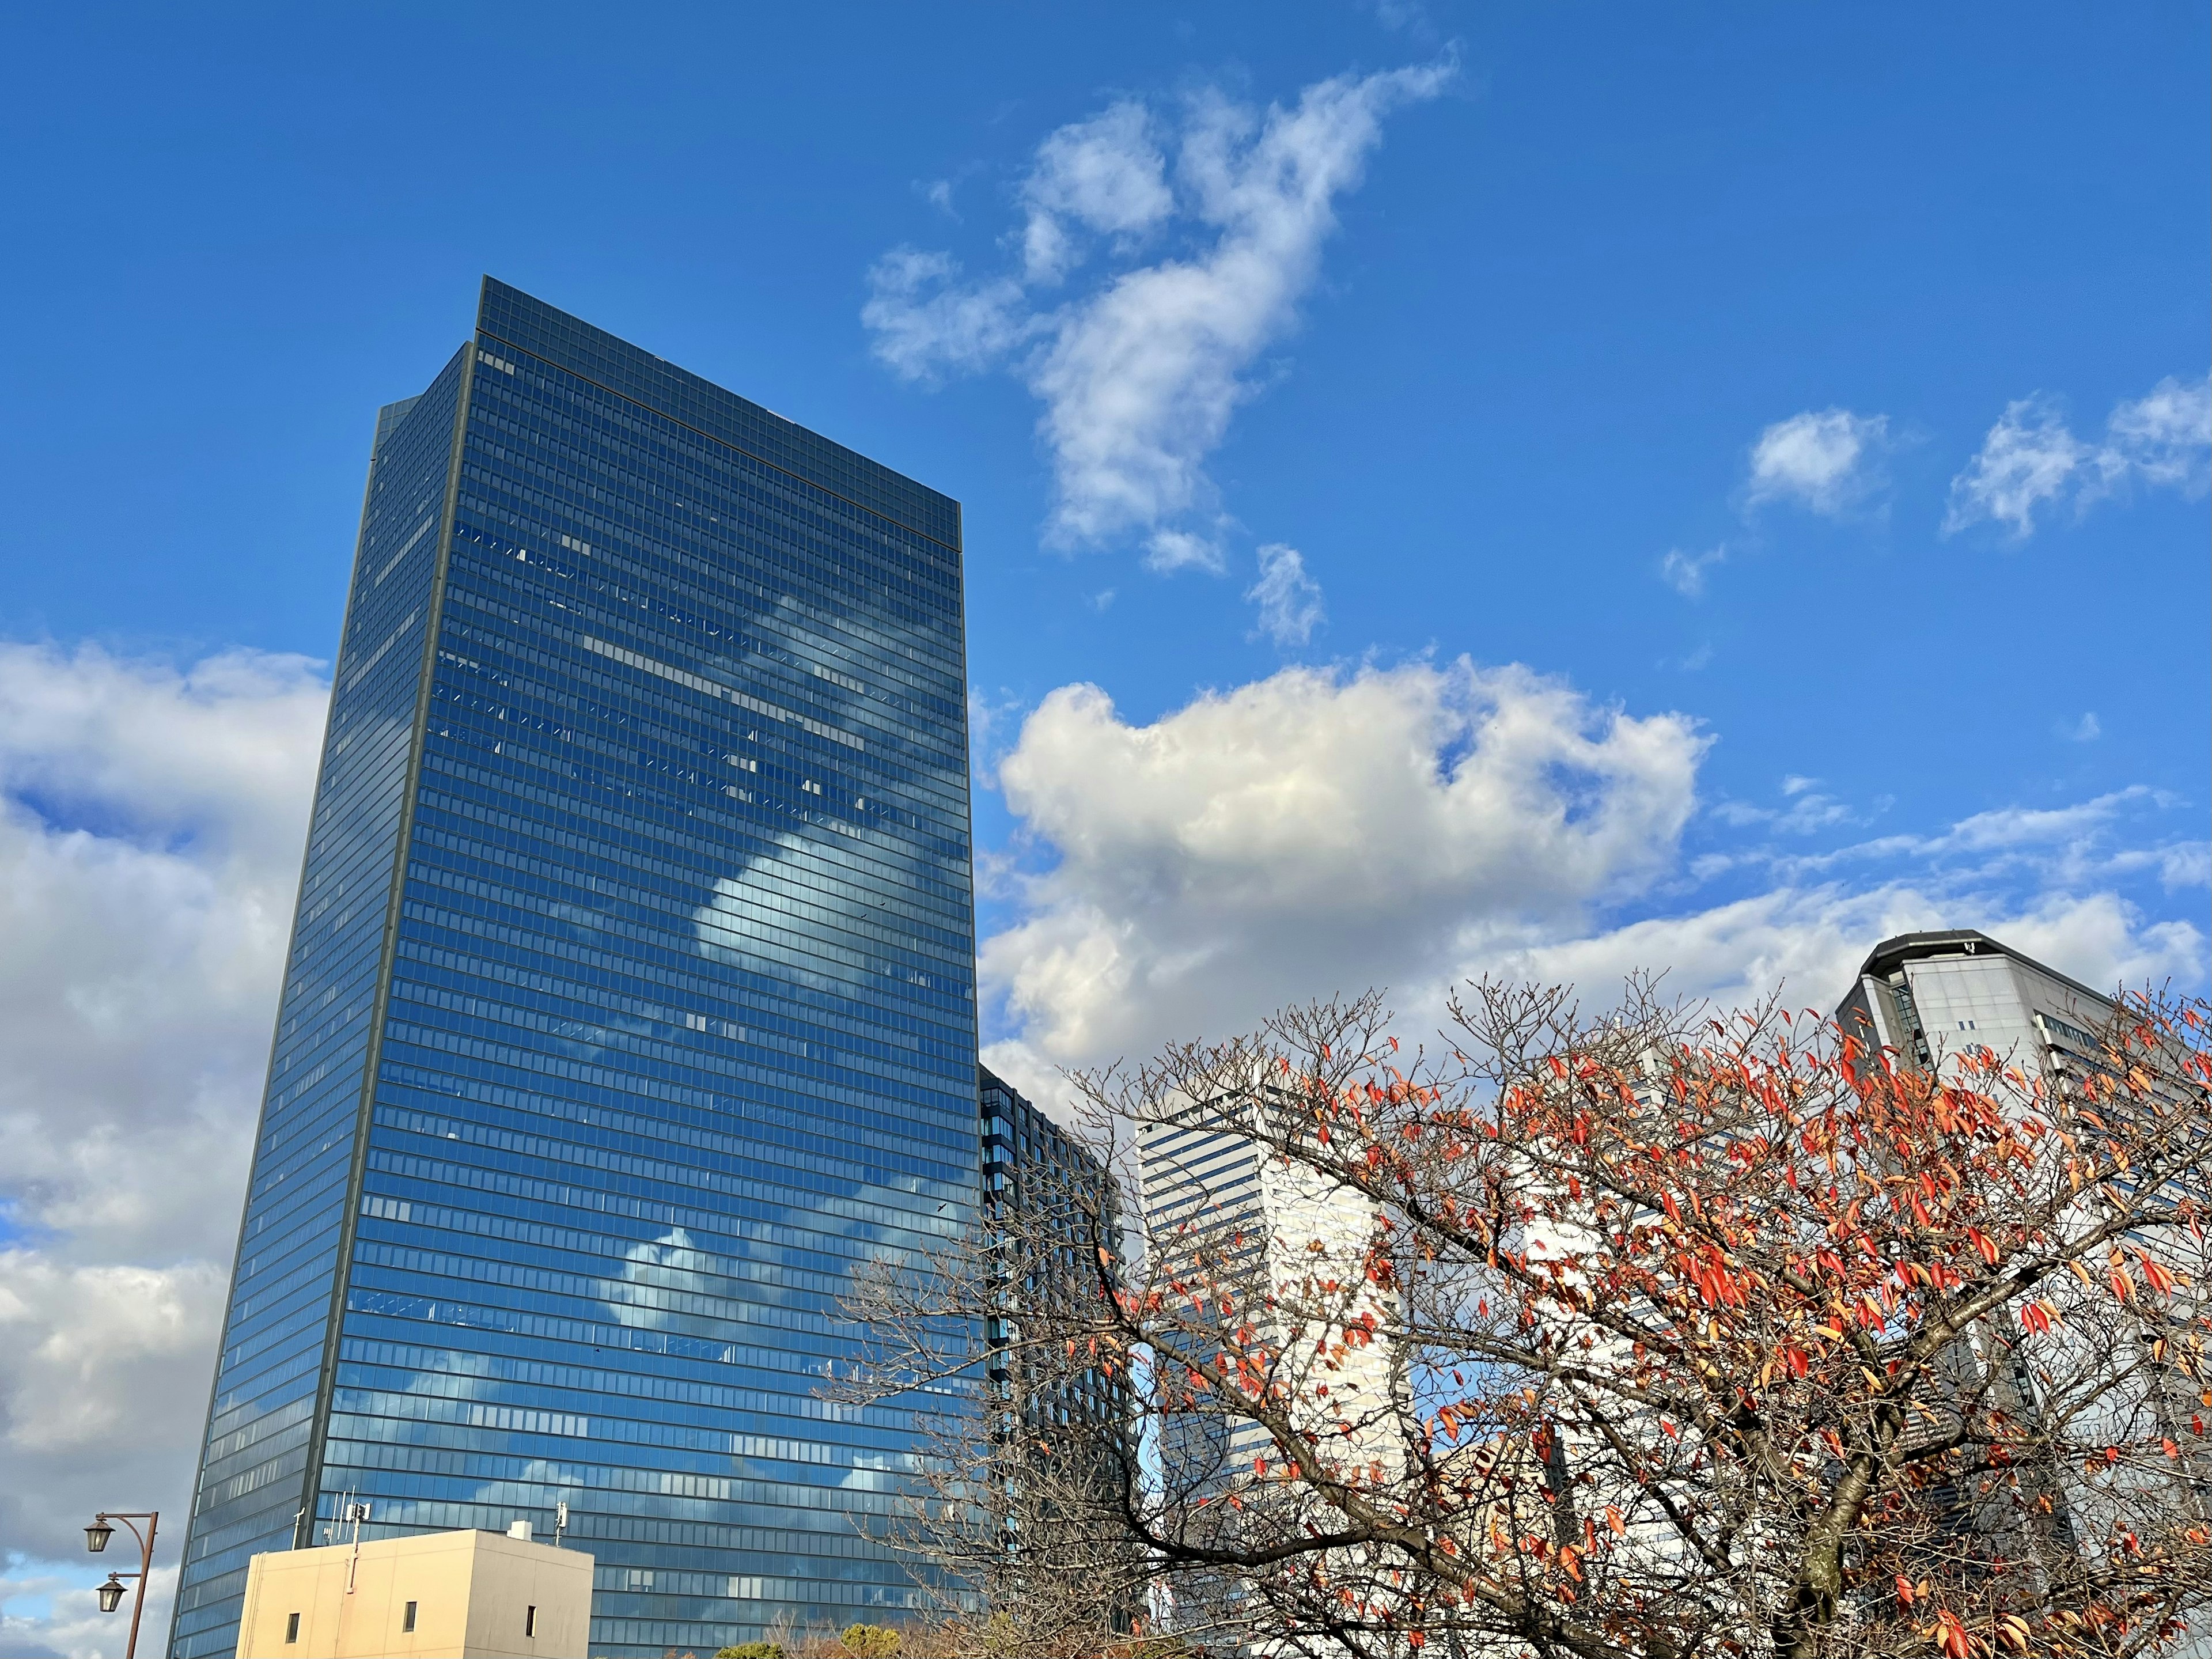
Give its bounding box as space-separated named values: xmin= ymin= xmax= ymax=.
xmin=1018 ymin=102 xmax=1174 ymax=285
xmin=863 ymin=62 xmax=1453 ymax=558
xmin=1496 ymin=884 xmax=2201 ymax=1019
xmin=1713 ymin=774 xmax=1853 ymax=836
xmin=2106 ymin=375 xmax=2212 ymax=490
xmin=1141 ymin=528 xmax=1225 ymax=575
xmin=3 ymin=1558 xmax=181 ymax=1659
xmin=1746 ymin=408 xmax=1888 ymax=515
xmin=0 ymin=642 xmax=327 ymax=1577
xmin=2057 ymin=711 xmax=2101 ymax=743
xmin=978 ymin=661 xmax=2205 ymax=1085
xmin=860 ymin=250 xmax=1035 ymax=384
xmin=983 ymin=658 xmax=1706 ymax=1063
xmin=1941 ymin=396 xmax=2087 ymax=538
xmin=0 ymin=1252 xmax=228 ymax=1628
xmin=1945 ymin=374 xmax=2211 ymax=539
xmin=1737 ymin=787 xmax=2207 ymax=907
xmin=1658 ymin=544 xmax=1726 ymax=597
xmin=1243 ymin=542 xmax=1325 ymax=646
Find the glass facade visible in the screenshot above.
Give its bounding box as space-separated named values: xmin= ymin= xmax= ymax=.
xmin=977 ymin=1068 xmax=1123 ymax=1435
xmin=171 ymin=279 xmax=976 ymax=1658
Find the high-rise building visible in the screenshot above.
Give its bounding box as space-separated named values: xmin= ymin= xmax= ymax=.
xmin=171 ymin=280 xmax=977 ymax=1659
xmin=1137 ymin=1094 xmax=1399 ymax=1483
xmin=1832 ymin=928 xmax=2116 ymax=1083
xmin=976 ymin=1069 xmax=1131 ymax=1574
xmin=1136 ymin=1092 xmax=1401 ymax=1645
xmin=1833 ymin=930 xmax=2212 ymax=1641
xmin=978 ymin=1067 xmax=1122 ymax=1434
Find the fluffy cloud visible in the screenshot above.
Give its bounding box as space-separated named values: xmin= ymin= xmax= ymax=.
xmin=865 ymin=62 xmax=1453 ymax=558
xmin=0 ymin=628 xmax=2198 ymax=1659
xmin=1497 ymin=885 xmax=2202 ymax=1020
xmin=2 ymin=1559 xmax=181 ymax=1659
xmin=0 ymin=642 xmax=327 ymax=1637
xmin=978 ymin=661 xmax=2206 ymax=1099
xmin=1018 ymin=102 xmax=1175 ymax=285
xmin=982 ymin=658 xmax=1707 ymax=1063
xmin=859 ymin=251 xmax=1033 ymax=384
xmin=1244 ymin=543 xmax=1325 ymax=646
xmin=1945 ymin=374 xmax=2211 ymax=539
xmin=0 ymin=1254 xmax=225 ymax=1653
xmin=1746 ymin=408 xmax=1889 ymax=514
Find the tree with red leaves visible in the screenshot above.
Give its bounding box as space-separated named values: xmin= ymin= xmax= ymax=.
xmin=844 ymin=978 xmax=2212 ymax=1658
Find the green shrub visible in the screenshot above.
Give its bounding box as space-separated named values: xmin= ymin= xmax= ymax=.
xmin=839 ymin=1626 xmax=902 ymax=1657
xmin=713 ymin=1645 xmax=785 ymax=1658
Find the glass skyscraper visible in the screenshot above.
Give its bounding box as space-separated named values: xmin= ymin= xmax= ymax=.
xmin=170 ymin=279 xmax=976 ymax=1658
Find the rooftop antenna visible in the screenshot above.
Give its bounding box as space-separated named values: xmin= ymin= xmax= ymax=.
xmin=344 ymin=1501 xmax=370 ymax=1595
xmin=554 ymin=1500 xmax=569 ymax=1548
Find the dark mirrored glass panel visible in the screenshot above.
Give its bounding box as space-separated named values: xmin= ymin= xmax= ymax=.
xmin=172 ymin=283 xmax=976 ymax=1659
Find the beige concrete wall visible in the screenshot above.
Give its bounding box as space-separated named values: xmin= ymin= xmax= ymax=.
xmin=234 ymin=1529 xmax=592 ymax=1659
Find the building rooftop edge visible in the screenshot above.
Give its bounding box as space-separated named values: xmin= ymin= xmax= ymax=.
xmin=1849 ymin=929 xmax=2113 ymax=1012
xmin=474 ymin=276 xmax=961 ymax=549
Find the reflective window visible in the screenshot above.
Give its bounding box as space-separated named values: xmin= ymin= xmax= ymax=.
xmin=172 ymin=283 xmax=976 ymax=1659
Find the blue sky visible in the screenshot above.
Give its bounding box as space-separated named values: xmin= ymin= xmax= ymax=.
xmin=0 ymin=6 xmax=2205 ymax=1652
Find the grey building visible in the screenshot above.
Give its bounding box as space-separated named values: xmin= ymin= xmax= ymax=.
xmin=1832 ymin=928 xmax=2117 ymax=1081
xmin=170 ymin=280 xmax=977 ymax=1658
xmin=978 ymin=1067 xmax=1124 ymax=1440
xmin=975 ymin=1067 xmax=1137 ymax=1630
xmin=1834 ymin=930 xmax=2212 ymax=1646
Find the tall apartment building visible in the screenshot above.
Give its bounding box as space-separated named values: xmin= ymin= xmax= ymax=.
xmin=1137 ymin=1090 xmax=1402 ymax=1646
xmin=171 ymin=281 xmax=977 ymax=1658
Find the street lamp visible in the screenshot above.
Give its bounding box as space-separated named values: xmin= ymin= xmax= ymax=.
xmin=84 ymin=1511 xmax=159 ymax=1659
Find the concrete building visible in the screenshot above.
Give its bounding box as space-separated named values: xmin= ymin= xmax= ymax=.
xmin=1834 ymin=929 xmax=2212 ymax=1653
xmin=1138 ymin=1090 xmax=1402 ymax=1490
xmin=1138 ymin=1088 xmax=1402 ymax=1650
xmin=233 ymin=1528 xmax=592 ymax=1659
xmin=1832 ymin=927 xmax=2116 ymax=1082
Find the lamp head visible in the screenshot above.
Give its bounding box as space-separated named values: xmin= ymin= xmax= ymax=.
xmin=84 ymin=1521 xmax=113 ymax=1554
xmin=97 ymin=1575 xmax=126 ymax=1613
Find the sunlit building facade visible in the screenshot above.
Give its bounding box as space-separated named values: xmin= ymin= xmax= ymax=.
xmin=169 ymin=279 xmax=976 ymax=1658
xmin=1832 ymin=928 xmax=2118 ymax=1082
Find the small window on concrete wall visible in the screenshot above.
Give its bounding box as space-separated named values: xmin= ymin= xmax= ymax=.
xmin=403 ymin=1600 xmax=418 ymax=1632
xmin=285 ymin=1612 xmax=300 ymax=1643
xmin=525 ymin=1605 xmax=537 ymax=1637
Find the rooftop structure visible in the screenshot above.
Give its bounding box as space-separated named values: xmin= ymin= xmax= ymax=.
xmin=232 ymin=1527 xmax=591 ymax=1659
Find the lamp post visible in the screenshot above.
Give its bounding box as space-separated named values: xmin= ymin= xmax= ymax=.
xmin=84 ymin=1510 xmax=158 ymax=1659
